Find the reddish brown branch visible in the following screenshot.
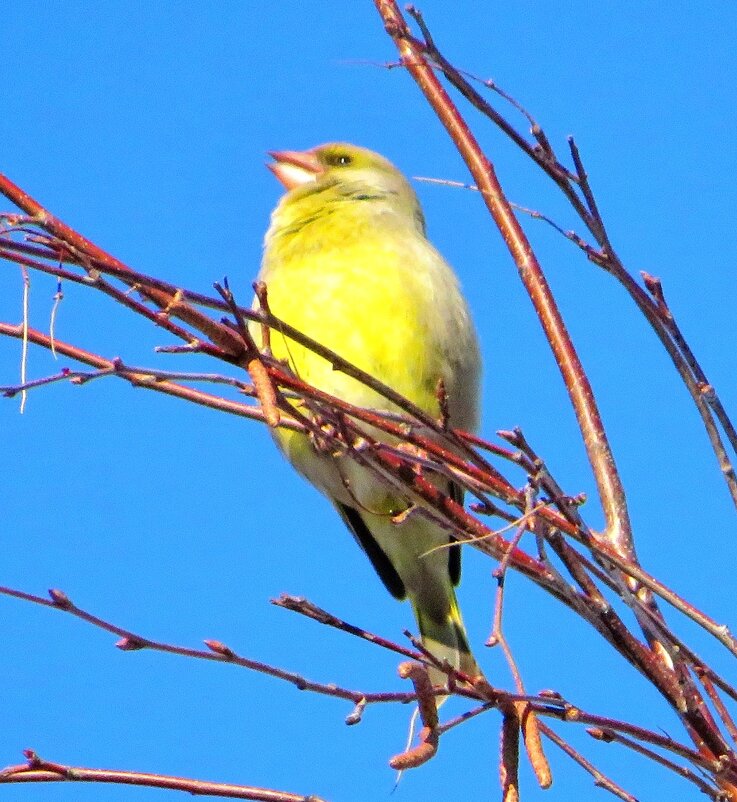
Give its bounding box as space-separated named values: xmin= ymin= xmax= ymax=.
xmin=0 ymin=586 xmax=415 ymax=707
xmin=5 ymin=582 xmax=736 ymax=792
xmin=272 ymin=595 xmax=427 ymax=666
xmin=388 ymin=14 xmax=737 ymax=511
xmin=0 ymin=750 xmax=325 ymax=802
xmin=0 ymin=177 xmax=243 ymax=358
xmin=588 ymin=729 xmax=724 ymax=800
xmin=539 ymin=722 xmax=637 ymax=802
xmin=0 ymin=323 xmax=275 ymax=424
xmin=375 ymin=0 xmax=634 ymax=565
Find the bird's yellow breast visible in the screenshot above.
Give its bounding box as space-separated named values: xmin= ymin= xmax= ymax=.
xmin=256 ymin=200 xmax=478 ymax=426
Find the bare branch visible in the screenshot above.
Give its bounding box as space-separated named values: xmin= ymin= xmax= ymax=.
xmin=0 ymin=750 xmax=326 ymax=802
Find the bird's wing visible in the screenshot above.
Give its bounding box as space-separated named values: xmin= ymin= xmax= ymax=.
xmin=334 ymin=501 xmax=406 ymax=599
xmin=448 ymin=482 xmax=463 ymax=586
xmin=334 ymin=477 xmax=463 ymax=599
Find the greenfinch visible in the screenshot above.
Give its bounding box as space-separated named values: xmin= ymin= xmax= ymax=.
xmin=252 ymin=143 xmax=482 ymax=684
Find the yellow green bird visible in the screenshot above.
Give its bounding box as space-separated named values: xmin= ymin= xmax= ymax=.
xmin=252 ymin=143 xmax=482 ymax=684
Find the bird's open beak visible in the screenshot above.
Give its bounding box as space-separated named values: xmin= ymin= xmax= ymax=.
xmin=267 ymin=149 xmax=323 ymax=190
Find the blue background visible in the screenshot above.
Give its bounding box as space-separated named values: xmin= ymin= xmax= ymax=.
xmin=2 ymin=4 xmax=736 ymax=801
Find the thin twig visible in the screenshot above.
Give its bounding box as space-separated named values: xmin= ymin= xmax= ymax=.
xmin=588 ymin=728 xmax=724 ymax=800
xmin=19 ymin=265 xmax=29 ymax=413
xmin=0 ymin=750 xmax=327 ymax=802
xmin=0 ymin=586 xmax=417 ymax=707
xmin=539 ymin=722 xmax=638 ymax=802
xmin=487 ymin=482 xmax=552 ymax=789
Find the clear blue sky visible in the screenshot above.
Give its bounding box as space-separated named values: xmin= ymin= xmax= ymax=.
xmin=2 ymin=4 xmax=737 ymax=801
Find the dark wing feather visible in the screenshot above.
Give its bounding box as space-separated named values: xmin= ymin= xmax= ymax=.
xmin=335 ymin=479 xmax=464 ymax=596
xmin=335 ymin=502 xmax=406 ymax=599
xmin=448 ymin=482 xmax=463 ymax=586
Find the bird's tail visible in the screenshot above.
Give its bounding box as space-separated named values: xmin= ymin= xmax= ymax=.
xmin=411 ymin=590 xmax=482 ymax=691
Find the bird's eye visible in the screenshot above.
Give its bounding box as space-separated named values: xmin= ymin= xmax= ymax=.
xmin=327 ymin=152 xmax=353 ymax=167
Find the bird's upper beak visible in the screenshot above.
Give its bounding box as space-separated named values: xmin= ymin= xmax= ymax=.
xmin=267 ymin=149 xmax=323 ymax=190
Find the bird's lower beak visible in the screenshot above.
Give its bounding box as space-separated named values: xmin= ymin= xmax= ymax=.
xmin=267 ymin=149 xmax=323 ymax=190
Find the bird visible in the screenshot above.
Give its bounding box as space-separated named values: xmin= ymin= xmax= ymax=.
xmin=251 ymin=143 xmax=482 ymax=686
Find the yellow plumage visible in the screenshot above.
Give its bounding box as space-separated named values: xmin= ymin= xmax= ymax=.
xmin=252 ymin=143 xmax=482 ymax=683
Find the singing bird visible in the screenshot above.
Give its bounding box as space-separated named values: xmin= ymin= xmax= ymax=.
xmin=252 ymin=143 xmax=482 ymax=683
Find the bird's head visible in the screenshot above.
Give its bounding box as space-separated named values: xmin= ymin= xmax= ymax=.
xmin=268 ymin=143 xmax=399 ymax=189
xmin=267 ymin=143 xmax=425 ymax=232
